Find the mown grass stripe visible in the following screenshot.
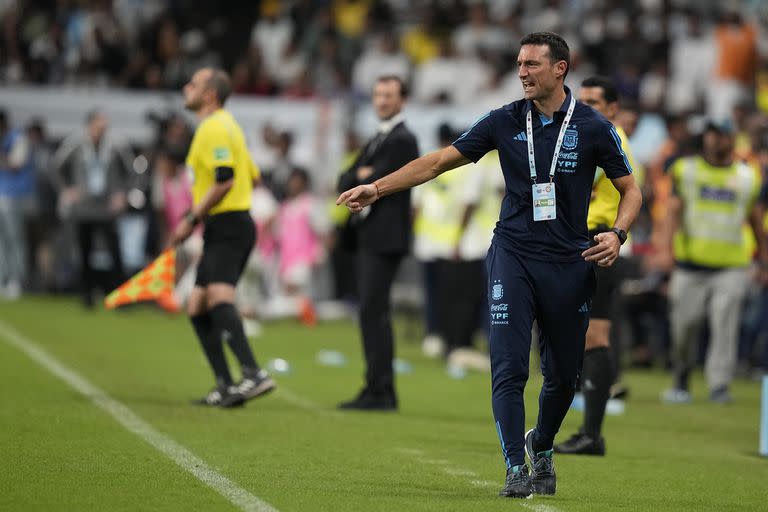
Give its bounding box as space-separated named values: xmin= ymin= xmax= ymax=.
xmin=0 ymin=320 xmax=278 ymax=512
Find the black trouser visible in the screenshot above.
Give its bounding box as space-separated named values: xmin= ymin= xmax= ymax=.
xmin=76 ymin=219 xmax=124 ymax=304
xmin=436 ymin=259 xmax=485 ymax=352
xmin=356 ymin=249 xmax=403 ymax=396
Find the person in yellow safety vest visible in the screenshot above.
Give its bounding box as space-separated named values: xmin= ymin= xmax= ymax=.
xmin=412 ymin=122 xmax=501 ymax=364
xmin=555 ymin=76 xmax=643 ymax=457
xmin=659 ymin=119 xmax=768 ymax=404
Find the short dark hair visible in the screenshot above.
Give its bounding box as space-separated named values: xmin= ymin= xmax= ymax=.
xmin=205 ymin=68 xmax=232 ymax=105
xmin=375 ymin=75 xmax=408 ymax=98
xmin=85 ymin=108 xmax=104 ymax=125
xmin=581 ymin=76 xmax=618 ymax=104
xmin=289 ymin=166 xmax=311 ymax=187
xmin=519 ymin=32 xmax=570 ymax=78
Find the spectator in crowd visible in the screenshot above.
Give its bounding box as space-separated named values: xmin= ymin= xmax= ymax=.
xmin=660 ymin=120 xmax=767 ymax=404
xmin=251 ymin=1 xmax=294 ymax=86
xmin=666 ymin=12 xmax=714 ymax=114
xmin=400 ymin=8 xmax=441 ymax=66
xmin=452 ymin=1 xmax=506 ymax=58
xmin=412 ymin=38 xmax=491 ymax=105
xmin=708 ymin=9 xmax=758 ymax=121
xmin=24 ymin=119 xmax=56 ymax=292
xmin=261 ymin=129 xmax=299 ymax=202
xmin=151 ymin=147 xmax=193 ymax=246
xmin=0 ymin=109 xmax=35 ymax=299
xmin=256 ymin=168 xmax=330 ymax=326
xmin=412 ymin=124 xmax=457 ymax=358
xmin=275 ymin=168 xmax=329 ymax=299
xmin=352 ymin=32 xmax=409 ymax=97
xmin=52 ymin=109 xmax=132 ymax=308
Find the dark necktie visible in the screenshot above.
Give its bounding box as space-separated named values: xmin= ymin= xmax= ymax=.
xmin=362 ymin=131 xmax=387 ymax=162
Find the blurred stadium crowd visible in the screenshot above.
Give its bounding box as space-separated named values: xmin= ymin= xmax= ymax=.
xmin=1 ymin=0 xmax=768 ymax=382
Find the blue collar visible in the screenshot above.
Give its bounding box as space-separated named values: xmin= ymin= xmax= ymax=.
xmin=523 ymin=86 xmax=573 ymax=118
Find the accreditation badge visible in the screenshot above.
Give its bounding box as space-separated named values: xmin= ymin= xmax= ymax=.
xmin=532 ymin=183 xmax=556 ymax=221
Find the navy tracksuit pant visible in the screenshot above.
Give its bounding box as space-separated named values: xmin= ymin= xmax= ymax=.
xmin=486 ymin=243 xmax=595 ymax=469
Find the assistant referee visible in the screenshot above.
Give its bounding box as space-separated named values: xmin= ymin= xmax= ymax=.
xmin=171 ymin=67 xmax=275 ymax=408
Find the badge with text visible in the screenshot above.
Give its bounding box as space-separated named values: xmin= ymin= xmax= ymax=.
xmin=532 ymin=183 xmax=556 ymax=221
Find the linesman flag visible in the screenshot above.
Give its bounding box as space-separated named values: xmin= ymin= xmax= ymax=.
xmin=104 ymin=249 xmax=180 ymax=312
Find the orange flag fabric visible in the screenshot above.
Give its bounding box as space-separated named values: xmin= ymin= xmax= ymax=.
xmin=104 ymin=249 xmax=180 ymax=313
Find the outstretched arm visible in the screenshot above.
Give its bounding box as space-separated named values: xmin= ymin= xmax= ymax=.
xmin=336 ymin=145 xmax=470 ymax=212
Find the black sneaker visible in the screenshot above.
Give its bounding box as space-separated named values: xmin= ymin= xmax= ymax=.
xmin=337 ymin=388 xmax=397 ymax=411
xmin=237 ymin=370 xmax=276 ymax=401
xmin=709 ymin=387 xmax=732 ymax=404
xmin=554 ymin=432 xmax=605 ymax=456
xmin=192 ymin=385 xmax=246 ymax=408
xmin=499 ymin=464 xmax=533 ymax=498
xmin=525 ymin=428 xmax=556 ymax=495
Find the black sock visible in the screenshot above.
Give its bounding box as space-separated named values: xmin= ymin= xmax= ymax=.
xmin=209 ymin=303 xmax=260 ymax=375
xmin=190 ymin=312 xmax=233 ymax=387
xmin=581 ymin=347 xmax=613 ymax=438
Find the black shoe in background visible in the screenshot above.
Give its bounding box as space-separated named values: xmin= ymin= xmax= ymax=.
xmin=337 ymin=388 xmax=397 ymax=411
xmin=499 ymin=464 xmax=533 ymax=498
xmin=554 ymin=432 xmax=606 ymax=456
xmin=525 ymin=428 xmax=556 ymax=495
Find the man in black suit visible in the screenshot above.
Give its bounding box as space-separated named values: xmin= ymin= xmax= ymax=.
xmin=337 ymin=75 xmax=419 ymax=410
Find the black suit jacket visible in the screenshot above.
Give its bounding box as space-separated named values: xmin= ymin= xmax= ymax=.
xmin=337 ymin=122 xmax=419 ymax=255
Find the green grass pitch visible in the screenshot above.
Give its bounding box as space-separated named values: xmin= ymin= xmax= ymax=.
xmin=0 ymin=297 xmax=765 ymax=511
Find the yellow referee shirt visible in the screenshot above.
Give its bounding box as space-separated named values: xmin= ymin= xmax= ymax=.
xmin=186 ymin=109 xmax=259 ymax=215
xmin=587 ymin=125 xmax=642 ymax=230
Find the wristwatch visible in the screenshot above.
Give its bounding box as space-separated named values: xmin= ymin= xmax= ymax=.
xmin=610 ymin=227 xmax=627 ymax=245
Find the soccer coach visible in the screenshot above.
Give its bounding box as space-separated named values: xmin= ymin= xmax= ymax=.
xmin=171 ymin=68 xmax=275 ymax=408
xmin=337 ymin=32 xmax=641 ymax=498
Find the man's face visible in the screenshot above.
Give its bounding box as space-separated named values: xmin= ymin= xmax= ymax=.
xmin=88 ymin=113 xmax=108 ymax=141
xmin=372 ymin=79 xmax=404 ymax=120
xmin=578 ymin=86 xmax=618 ymax=120
xmin=703 ymin=129 xmax=735 ymax=158
xmin=183 ymin=69 xmax=213 ymax=112
xmin=517 ymin=44 xmax=565 ymax=101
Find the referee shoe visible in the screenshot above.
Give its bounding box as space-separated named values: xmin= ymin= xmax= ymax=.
xmin=237 ymin=369 xmax=276 ymax=401
xmin=525 ymin=428 xmax=556 ymax=495
xmin=192 ymin=385 xmax=246 ymax=408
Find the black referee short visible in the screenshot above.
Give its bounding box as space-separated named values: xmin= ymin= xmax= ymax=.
xmin=195 ymin=210 xmax=255 ymax=287
xmin=589 ymin=226 xmax=620 ymax=320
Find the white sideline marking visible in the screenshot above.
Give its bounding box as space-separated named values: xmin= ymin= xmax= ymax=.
xmin=522 ymin=502 xmax=564 ymax=512
xmin=396 ymin=448 xmax=425 ymax=456
xmin=275 ymin=387 xmax=340 ymax=417
xmin=444 ymin=468 xmax=478 ymax=477
xmin=421 ymin=458 xmax=450 ymax=466
xmin=470 ymin=479 xmax=498 ymax=488
xmin=0 ymin=320 xmax=278 ymax=512
xmin=397 ymin=447 xmax=566 ymax=511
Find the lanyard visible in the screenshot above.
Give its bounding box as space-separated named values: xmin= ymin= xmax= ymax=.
xmin=526 ymin=95 xmax=576 ymax=183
